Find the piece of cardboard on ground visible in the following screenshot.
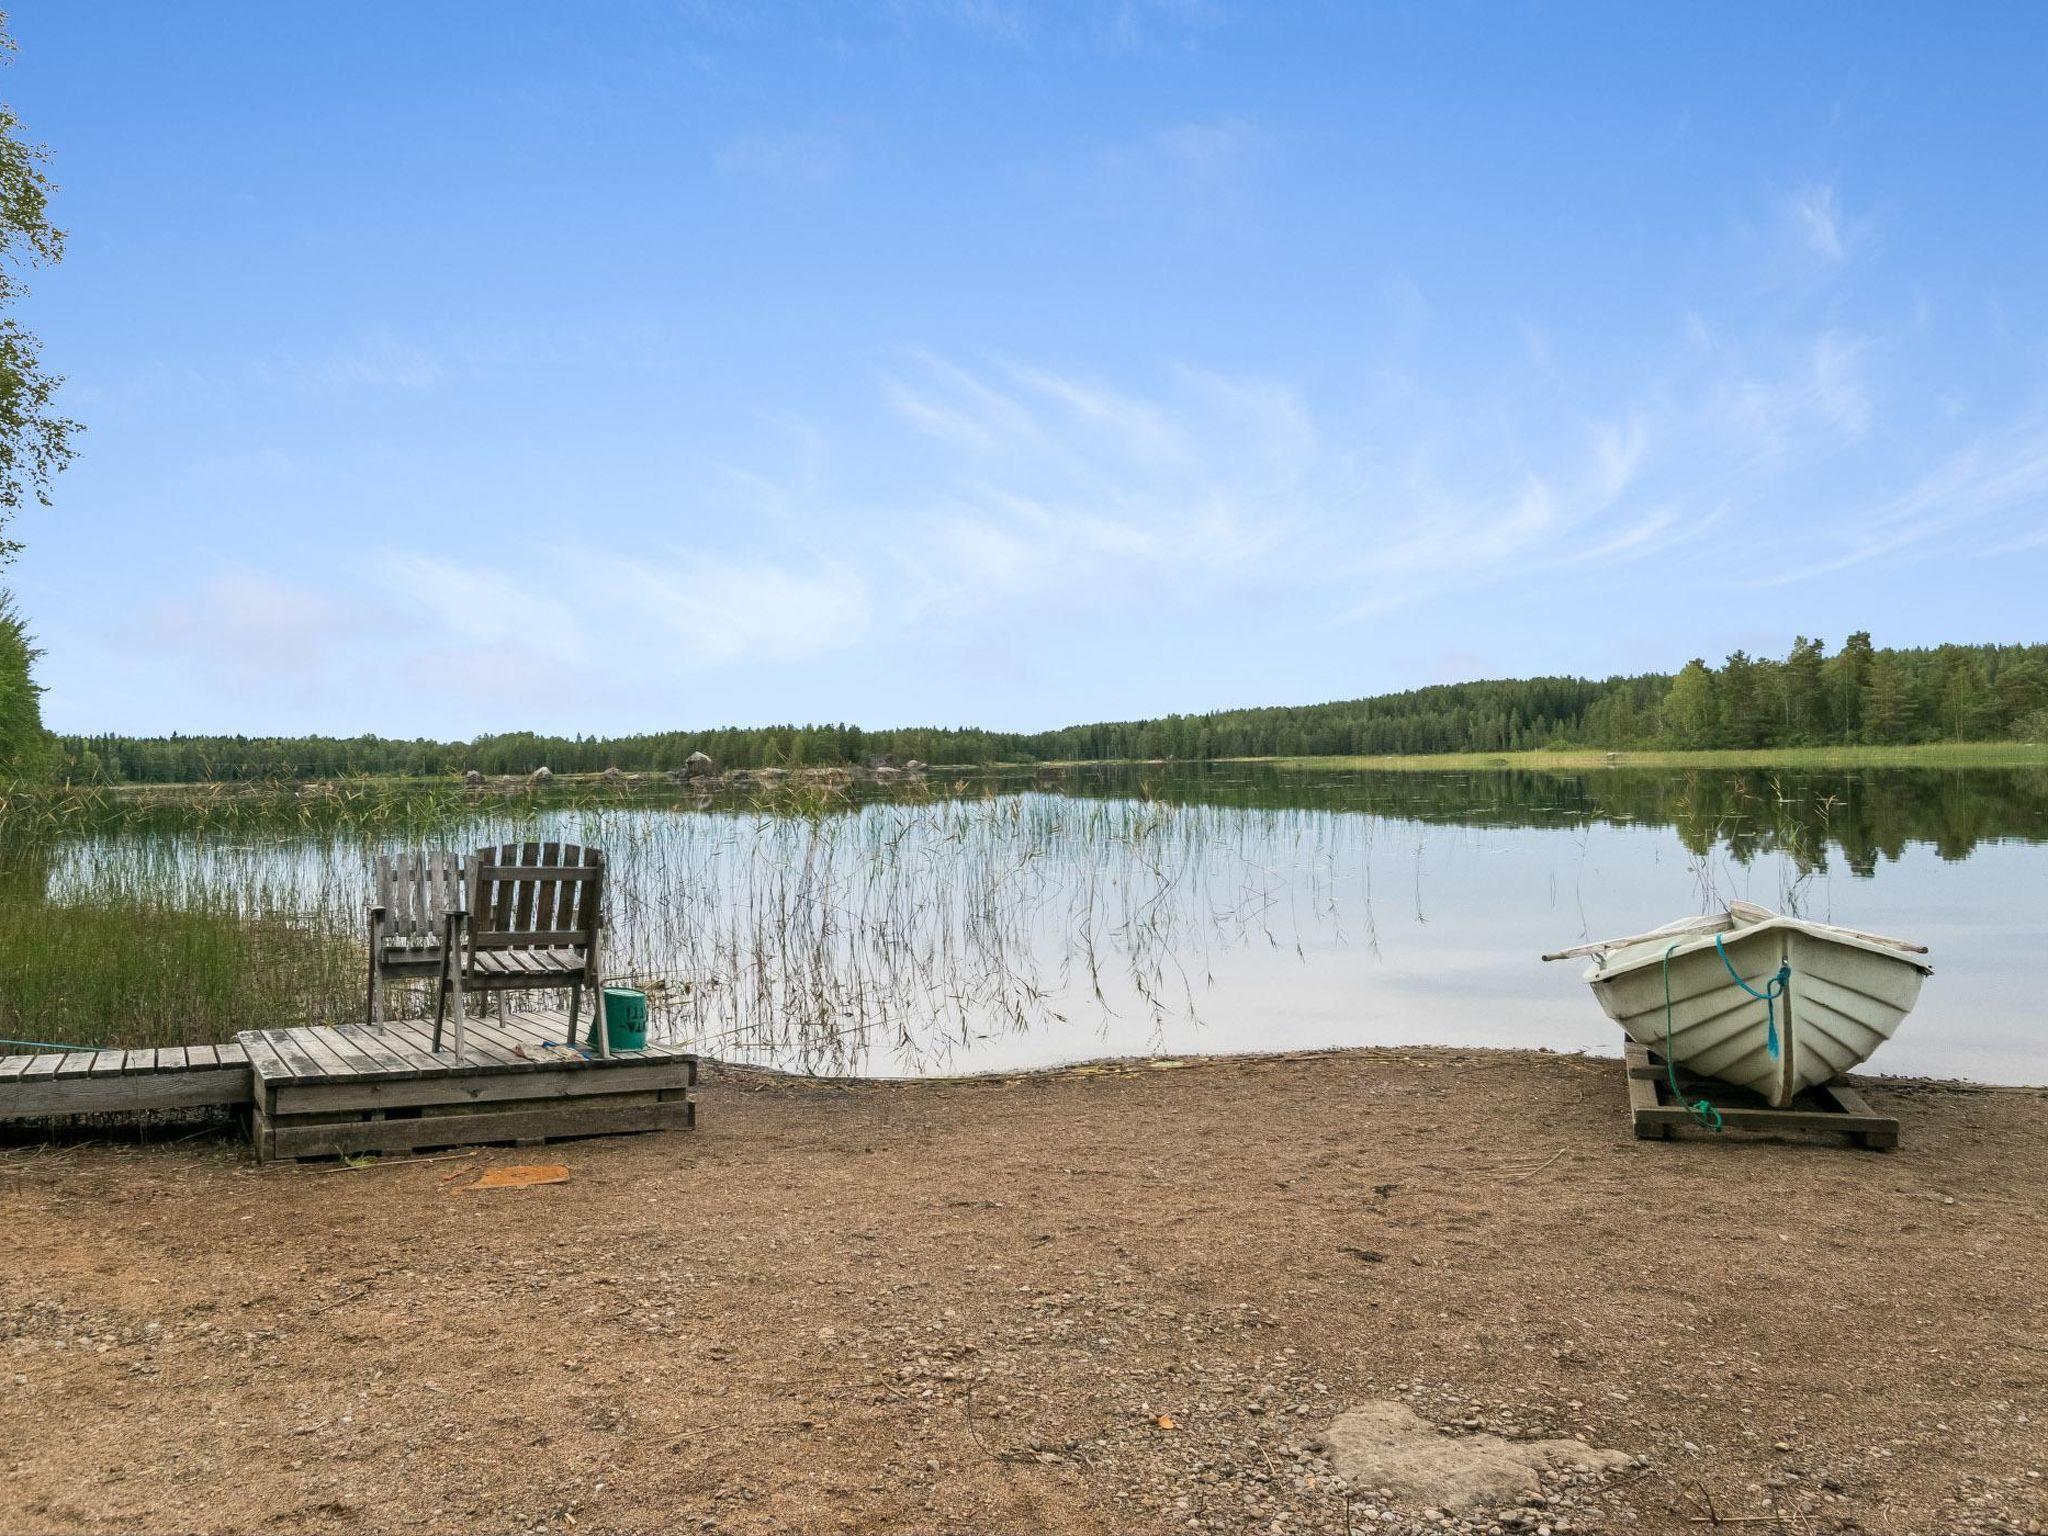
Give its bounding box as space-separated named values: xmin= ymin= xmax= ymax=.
xmin=462 ymin=1163 xmax=570 ymax=1190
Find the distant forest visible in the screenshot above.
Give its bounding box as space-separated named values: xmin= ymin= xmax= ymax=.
xmin=52 ymin=634 xmax=2048 ymax=784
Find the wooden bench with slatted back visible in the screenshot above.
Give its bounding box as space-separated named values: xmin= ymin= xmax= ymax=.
xmin=435 ymin=841 xmax=611 ymax=1054
xmin=366 ymin=850 xmax=465 ymax=1025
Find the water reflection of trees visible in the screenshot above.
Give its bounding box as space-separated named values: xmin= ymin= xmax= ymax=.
xmin=1033 ymin=765 xmax=2048 ymax=878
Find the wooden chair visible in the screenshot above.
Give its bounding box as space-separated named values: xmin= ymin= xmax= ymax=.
xmin=366 ymin=851 xmax=465 ymax=1025
xmin=434 ymin=842 xmax=611 ymax=1063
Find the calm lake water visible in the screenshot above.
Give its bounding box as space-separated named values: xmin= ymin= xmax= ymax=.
xmin=38 ymin=764 xmax=2048 ymax=1084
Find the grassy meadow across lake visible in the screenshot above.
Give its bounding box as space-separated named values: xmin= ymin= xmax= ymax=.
xmin=1251 ymin=741 xmax=2048 ymax=772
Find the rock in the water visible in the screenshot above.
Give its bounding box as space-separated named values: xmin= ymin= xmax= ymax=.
xmin=600 ymin=766 xmax=623 ymax=783
xmin=464 ymin=769 xmax=484 ymax=786
xmin=683 ymin=751 xmax=716 ymax=778
xmin=529 ymin=766 xmax=553 ymax=783
xmin=904 ymin=759 xmax=928 ymax=774
xmin=1323 ymin=1401 xmax=1630 ymax=1514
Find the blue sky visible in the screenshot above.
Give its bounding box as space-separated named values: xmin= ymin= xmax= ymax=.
xmin=9 ymin=2 xmax=2047 ymax=738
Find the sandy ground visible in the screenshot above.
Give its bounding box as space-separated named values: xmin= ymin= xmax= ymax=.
xmin=2 ymin=1047 xmax=2044 ymax=1536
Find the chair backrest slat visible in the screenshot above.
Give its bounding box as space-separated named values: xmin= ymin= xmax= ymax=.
xmin=512 ymin=843 xmax=536 ymax=937
xmin=466 ymin=843 xmax=603 ymax=958
xmin=376 ymin=849 xmax=462 ymax=944
xmin=534 ymin=840 xmax=561 ymax=932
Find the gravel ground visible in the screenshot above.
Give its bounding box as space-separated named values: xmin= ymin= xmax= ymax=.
xmin=2 ymin=1046 xmax=2044 ymax=1536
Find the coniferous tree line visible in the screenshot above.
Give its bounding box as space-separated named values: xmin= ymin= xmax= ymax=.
xmin=48 ymin=634 xmax=2048 ymax=784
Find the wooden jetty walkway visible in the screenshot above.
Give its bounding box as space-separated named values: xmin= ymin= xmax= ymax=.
xmin=0 ymin=1009 xmax=696 ymax=1162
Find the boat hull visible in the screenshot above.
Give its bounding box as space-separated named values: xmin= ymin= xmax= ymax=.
xmin=1585 ymin=919 xmax=1929 ymax=1108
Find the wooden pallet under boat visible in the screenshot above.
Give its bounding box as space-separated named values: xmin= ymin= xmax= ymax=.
xmin=1623 ymin=1041 xmax=1898 ymax=1149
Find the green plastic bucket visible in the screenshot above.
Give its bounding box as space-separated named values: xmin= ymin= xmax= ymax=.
xmin=591 ymin=987 xmax=648 ymax=1051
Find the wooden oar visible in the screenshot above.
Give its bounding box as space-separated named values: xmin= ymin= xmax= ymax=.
xmin=1540 ymin=911 xmax=1731 ymax=962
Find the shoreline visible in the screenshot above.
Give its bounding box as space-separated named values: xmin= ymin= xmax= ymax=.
xmin=26 ymin=737 xmax=2047 ymax=796
xmin=708 ymin=1040 xmax=2048 ymax=1097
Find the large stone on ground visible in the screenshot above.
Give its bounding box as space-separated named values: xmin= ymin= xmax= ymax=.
xmin=1324 ymin=1401 xmax=1630 ymax=1513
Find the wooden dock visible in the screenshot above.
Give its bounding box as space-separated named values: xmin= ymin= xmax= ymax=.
xmin=242 ymin=1010 xmax=696 ymax=1162
xmin=0 ymin=1042 xmax=251 ymax=1119
xmin=1 ymin=1010 xmax=697 ymax=1162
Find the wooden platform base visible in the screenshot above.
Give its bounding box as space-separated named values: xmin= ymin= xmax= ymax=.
xmin=1624 ymin=1042 xmax=1897 ymax=1149
xmin=0 ymin=1043 xmax=250 ymax=1121
xmin=239 ymin=1010 xmax=697 ymax=1162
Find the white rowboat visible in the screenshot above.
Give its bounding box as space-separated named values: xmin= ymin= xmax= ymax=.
xmin=1544 ymin=901 xmax=1932 ymax=1108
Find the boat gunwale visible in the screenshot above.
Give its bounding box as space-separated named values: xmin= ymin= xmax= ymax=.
xmin=1583 ymin=914 xmax=1933 ymax=984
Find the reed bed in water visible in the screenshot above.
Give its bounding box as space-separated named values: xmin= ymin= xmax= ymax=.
xmin=0 ymin=777 xmax=1355 ymax=1067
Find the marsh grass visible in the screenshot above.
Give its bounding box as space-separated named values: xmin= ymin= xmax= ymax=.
xmin=0 ymin=777 xmax=1315 ymax=1065
xmin=0 ymin=886 xmax=362 ymax=1049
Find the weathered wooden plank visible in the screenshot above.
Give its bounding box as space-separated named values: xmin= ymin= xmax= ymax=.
xmin=1624 ymin=1045 xmax=1667 ymax=1140
xmin=292 ymin=1027 xmax=364 ymax=1079
xmin=270 ymin=1098 xmax=694 ymax=1159
xmin=251 ymin=1093 xmax=276 ymax=1162
xmin=53 ymin=1051 xmax=102 ymax=1080
xmin=0 ymin=1068 xmax=252 ymax=1119
xmin=533 ymin=842 xmax=561 ymax=932
xmin=505 ymin=1010 xmax=589 ymax=1051
xmin=456 ymin=1016 xmax=549 ymax=1068
xmin=262 ymin=1029 xmax=328 ymax=1082
xmin=487 ymin=864 xmax=601 ymax=885
xmin=273 ymin=1060 xmax=696 ymax=1116
xmin=513 ymin=840 xmax=540 ymax=937
xmin=215 ymin=1042 xmax=250 ymax=1068
xmin=0 ymin=1053 xmax=36 ymax=1081
xmin=375 ymin=1017 xmax=458 ymax=1069
xmin=234 ymin=1031 xmax=293 ymax=1083
xmin=1633 ymin=1103 xmax=1899 ymax=1136
xmin=381 ymin=1015 xmax=521 ymax=1071
xmin=470 ymin=930 xmax=591 ymax=951
xmin=1822 ymin=1081 xmax=1899 ymax=1149
xmin=333 ymin=1023 xmax=430 ymax=1078
xmin=88 ymin=1050 xmax=130 ymax=1077
xmin=22 ymin=1051 xmax=68 ymax=1079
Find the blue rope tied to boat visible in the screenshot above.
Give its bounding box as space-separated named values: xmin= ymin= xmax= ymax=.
xmin=1714 ymin=932 xmax=1790 ymax=1061
xmin=1661 ymin=942 xmax=1724 ymax=1132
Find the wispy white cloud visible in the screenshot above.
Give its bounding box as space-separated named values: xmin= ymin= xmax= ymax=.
xmin=577 ymin=553 xmax=871 ymax=664
xmin=714 ymin=128 xmax=851 ymax=185
xmin=1792 ymin=183 xmax=1849 ymax=261
xmin=1810 ymin=331 xmax=1872 ymax=438
xmin=1760 ymin=420 xmax=2048 ymax=584
xmin=145 ymin=571 xmax=355 ymax=691
xmin=258 ymin=328 xmax=446 ymax=393
xmin=1097 ymin=115 xmax=1270 ymax=231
